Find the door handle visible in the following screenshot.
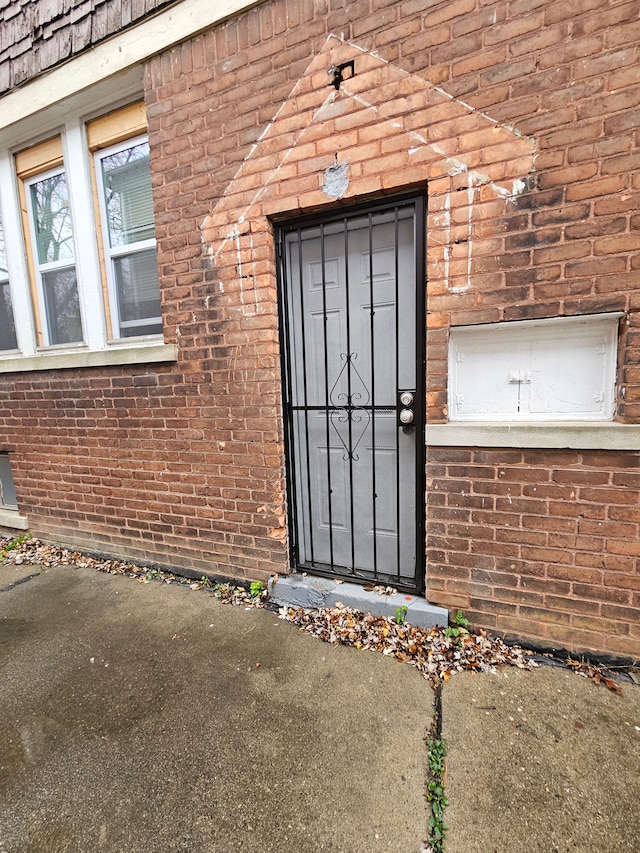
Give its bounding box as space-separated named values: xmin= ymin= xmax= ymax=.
xmin=398 ymin=390 xmax=416 ymax=431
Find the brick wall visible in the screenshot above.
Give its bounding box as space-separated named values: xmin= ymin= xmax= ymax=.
xmin=414 ymin=0 xmax=640 ymax=423
xmin=2 ymin=363 xmax=288 ymax=582
xmin=427 ymin=448 xmax=640 ymax=658
xmin=1 ymin=0 xmax=639 ymax=657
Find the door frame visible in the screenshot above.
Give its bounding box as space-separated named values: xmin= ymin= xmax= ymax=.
xmin=275 ymin=191 xmax=427 ymax=594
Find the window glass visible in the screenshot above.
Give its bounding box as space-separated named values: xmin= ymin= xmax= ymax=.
xmin=113 ymin=249 xmax=162 ymax=337
xmin=0 ymin=216 xmax=18 ymax=350
xmin=101 ymin=142 xmax=155 ymax=246
xmin=30 ymin=172 xmax=75 ymax=262
xmin=0 ymin=453 xmax=18 ymax=509
xmin=41 ymin=268 xmax=83 ymax=346
xmin=27 ymin=169 xmax=83 ymax=346
xmin=97 ymin=138 xmax=161 ymax=338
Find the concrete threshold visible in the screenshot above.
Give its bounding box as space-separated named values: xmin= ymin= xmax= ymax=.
xmin=271 ymin=572 xmax=450 ymax=629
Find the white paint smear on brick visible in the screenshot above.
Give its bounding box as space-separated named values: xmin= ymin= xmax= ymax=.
xmin=203 ymin=32 xmax=536 ymax=297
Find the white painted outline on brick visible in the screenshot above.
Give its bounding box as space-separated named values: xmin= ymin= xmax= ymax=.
xmin=328 ymin=34 xmax=535 ymax=202
xmin=332 ymin=31 xmax=535 ymax=143
xmin=200 ymin=37 xmax=338 ymax=279
xmin=466 ymin=182 xmax=475 ymax=291
xmin=435 ymin=182 xmax=475 ymax=295
xmin=203 ymin=32 xmax=537 ymax=305
xmin=205 ymin=33 xmax=535 ymax=232
xmin=204 ymin=82 xmax=340 ymax=315
xmin=442 ymin=193 xmax=451 ymax=289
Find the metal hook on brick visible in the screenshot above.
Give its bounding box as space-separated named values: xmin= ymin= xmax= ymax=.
xmin=327 ymin=59 xmax=355 ymax=90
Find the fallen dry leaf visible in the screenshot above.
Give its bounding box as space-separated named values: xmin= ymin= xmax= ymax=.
xmin=566 ymin=657 xmax=623 ymax=695
xmin=278 ymin=602 xmax=538 ymax=688
xmin=0 ymin=536 xmax=268 ymax=609
xmin=2 ymin=536 xmax=624 ymax=691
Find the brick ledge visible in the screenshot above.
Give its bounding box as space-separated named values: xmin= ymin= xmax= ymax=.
xmin=426 ymin=422 xmax=640 ymax=451
xmin=0 ymin=509 xmax=28 ymax=530
xmin=0 ymin=343 xmax=178 ymax=374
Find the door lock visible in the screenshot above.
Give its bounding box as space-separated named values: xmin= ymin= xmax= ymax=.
xmin=397 ymin=390 xmax=416 ymax=431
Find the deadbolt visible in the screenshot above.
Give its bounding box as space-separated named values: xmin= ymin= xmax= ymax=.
xmin=397 ymin=389 xmax=416 ymax=431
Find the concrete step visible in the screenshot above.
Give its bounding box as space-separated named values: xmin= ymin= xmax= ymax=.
xmin=271 ymin=572 xmax=450 ymax=629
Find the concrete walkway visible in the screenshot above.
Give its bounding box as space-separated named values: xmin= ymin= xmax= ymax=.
xmin=1 ymin=560 xmax=639 ymax=852
xmin=0 ymin=562 xmax=431 ymax=852
xmin=442 ymin=666 xmax=640 ymax=853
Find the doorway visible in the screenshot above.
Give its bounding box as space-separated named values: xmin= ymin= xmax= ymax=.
xmin=277 ymin=195 xmax=426 ymax=593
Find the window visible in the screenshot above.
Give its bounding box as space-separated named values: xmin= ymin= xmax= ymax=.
xmin=88 ymin=101 xmax=162 ymax=342
xmin=95 ymin=137 xmax=161 ymax=338
xmin=0 ymin=451 xmax=27 ymax=529
xmin=448 ymin=314 xmax=621 ymax=422
xmin=0 ymin=215 xmax=18 ymax=350
xmin=25 ymin=166 xmax=83 ymax=345
xmin=16 ymin=135 xmax=86 ymax=349
xmin=0 ymin=101 xmax=172 ymax=369
xmin=0 ymin=453 xmax=18 ymax=510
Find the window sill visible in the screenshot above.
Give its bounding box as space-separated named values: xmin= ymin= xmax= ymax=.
xmin=0 ymin=509 xmax=29 ymax=530
xmin=0 ymin=341 xmax=178 ymax=373
xmin=426 ymin=422 xmax=640 ymax=451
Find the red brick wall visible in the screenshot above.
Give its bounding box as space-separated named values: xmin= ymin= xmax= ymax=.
xmin=2 ymin=364 xmax=288 ymax=582
xmin=427 ymin=448 xmax=640 ymax=658
xmin=416 ymin=0 xmax=640 ymax=423
xmin=1 ymin=0 xmax=639 ymax=656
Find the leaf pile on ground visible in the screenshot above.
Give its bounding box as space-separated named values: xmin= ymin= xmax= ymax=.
xmin=3 ymin=536 xmax=624 ymax=692
xmin=279 ymin=602 xmax=537 ymax=688
xmin=0 ymin=536 xmax=266 ymax=607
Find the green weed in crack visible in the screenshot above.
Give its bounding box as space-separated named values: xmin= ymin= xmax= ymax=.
xmin=0 ymin=533 xmax=31 ymax=561
xmin=145 ymin=568 xmax=163 ymax=582
xmin=443 ymin=609 xmax=469 ymax=640
xmin=426 ymin=736 xmax=448 ymax=852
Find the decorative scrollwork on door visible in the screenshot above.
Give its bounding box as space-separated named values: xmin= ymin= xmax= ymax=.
xmin=329 ymin=352 xmax=371 ymax=461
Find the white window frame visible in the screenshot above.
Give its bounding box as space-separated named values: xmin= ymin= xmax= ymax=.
xmin=24 ymin=164 xmax=84 ymax=347
xmin=0 ymin=214 xmax=18 ymax=352
xmin=0 ymin=82 xmax=177 ymax=372
xmin=94 ymin=134 xmax=161 ymax=340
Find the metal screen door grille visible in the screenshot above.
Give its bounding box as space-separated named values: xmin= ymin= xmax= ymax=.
xmin=277 ymin=195 xmax=425 ymax=593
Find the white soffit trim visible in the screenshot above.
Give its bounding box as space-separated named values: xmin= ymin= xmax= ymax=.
xmin=1 ymin=0 xmax=260 ymax=131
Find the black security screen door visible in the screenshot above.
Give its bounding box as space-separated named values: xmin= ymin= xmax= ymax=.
xmin=277 ymin=194 xmax=426 ymax=594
